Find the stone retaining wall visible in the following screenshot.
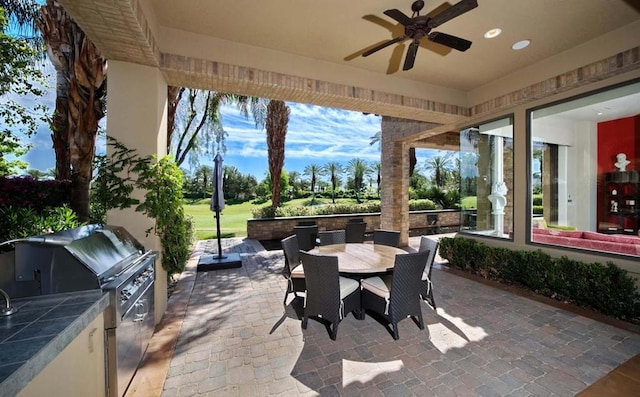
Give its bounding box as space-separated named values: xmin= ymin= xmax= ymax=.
xmin=246 ymin=209 xmax=464 ymax=240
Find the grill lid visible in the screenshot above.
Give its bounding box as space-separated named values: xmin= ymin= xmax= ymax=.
xmin=24 ymin=224 xmax=146 ymax=278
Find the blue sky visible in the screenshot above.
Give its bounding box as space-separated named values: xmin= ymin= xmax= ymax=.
xmin=9 ymin=64 xmax=448 ymax=182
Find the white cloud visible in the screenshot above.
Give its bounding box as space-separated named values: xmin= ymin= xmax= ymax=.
xmin=218 ymin=102 xmax=381 ymax=166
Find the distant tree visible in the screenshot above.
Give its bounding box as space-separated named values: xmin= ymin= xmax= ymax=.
xmin=223 ymin=166 xmax=257 ymax=201
xmin=323 ymin=161 xmax=343 ymax=204
xmin=193 ymin=165 xmax=213 ymax=198
xmin=264 ymin=169 xmax=290 ymax=203
xmin=0 ymin=7 xmax=46 ymax=176
xmin=304 ymin=163 xmax=322 ymax=204
xmin=265 ymin=100 xmax=289 ymax=208
xmin=424 ymin=153 xmax=454 ymax=188
xmin=287 ymin=170 xmax=303 ymax=197
xmin=347 ymin=158 xmax=369 ymax=204
xmin=24 ymin=168 xmax=48 ymax=179
xmin=459 ymin=151 xmax=478 ymax=196
xmin=532 ymin=147 xmax=543 ymax=194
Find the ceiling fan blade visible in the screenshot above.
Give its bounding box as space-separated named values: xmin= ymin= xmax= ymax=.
xmin=383 ymin=9 xmax=413 ymax=26
xmin=428 ymin=31 xmax=472 ymax=51
xmin=403 ymin=41 xmax=420 ymax=71
xmin=429 ymin=0 xmax=478 ymax=28
xmin=362 ymin=36 xmax=406 ymax=57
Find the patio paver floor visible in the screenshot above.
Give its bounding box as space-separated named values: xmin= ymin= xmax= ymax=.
xmin=129 ymin=237 xmax=640 ymax=396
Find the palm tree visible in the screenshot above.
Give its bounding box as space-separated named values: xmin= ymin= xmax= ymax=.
xmin=304 ymin=164 xmax=322 ymax=204
xmin=193 ymin=165 xmax=213 ymax=198
xmin=323 ymin=161 xmax=343 ymax=204
xmin=169 ymin=89 xmax=267 ymax=167
xmin=37 ymin=1 xmax=107 ymax=222
xmin=347 ymin=158 xmax=369 ymax=204
xmin=5 ymin=1 xmax=107 ymax=221
xmin=265 ymin=100 xmax=290 ymax=208
xmin=24 ymin=169 xmax=48 ymax=179
xmin=370 ymin=130 xmax=416 ymax=177
xmin=424 ymin=154 xmax=453 ymax=188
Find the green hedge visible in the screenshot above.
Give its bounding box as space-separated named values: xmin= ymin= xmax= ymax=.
xmin=439 ymin=237 xmax=640 ymax=323
xmin=251 ymin=199 xmax=436 ymax=218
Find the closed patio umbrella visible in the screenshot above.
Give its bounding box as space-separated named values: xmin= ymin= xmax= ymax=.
xmin=197 ymin=153 xmax=242 ymax=270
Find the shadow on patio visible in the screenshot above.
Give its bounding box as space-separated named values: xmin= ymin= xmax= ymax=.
xmin=126 ymin=237 xmax=640 ymax=397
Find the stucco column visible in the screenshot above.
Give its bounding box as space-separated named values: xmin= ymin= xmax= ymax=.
xmin=106 ymin=61 xmax=168 ymax=324
xmin=380 ymin=136 xmax=410 ymax=247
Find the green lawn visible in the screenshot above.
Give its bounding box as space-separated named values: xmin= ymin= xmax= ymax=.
xmin=184 ymin=199 xmax=255 ymax=239
xmin=184 ymin=197 xmax=369 ymax=240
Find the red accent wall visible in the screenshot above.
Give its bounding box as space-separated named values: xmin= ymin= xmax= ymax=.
xmin=596 ymin=115 xmax=640 ymax=226
xmin=597 ymin=116 xmax=638 ymax=174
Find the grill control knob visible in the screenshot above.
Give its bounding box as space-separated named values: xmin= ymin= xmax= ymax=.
xmin=121 ymin=289 xmax=132 ymax=301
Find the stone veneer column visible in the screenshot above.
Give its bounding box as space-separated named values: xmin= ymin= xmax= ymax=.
xmin=381 ymin=116 xmax=442 ymax=246
xmin=106 ymin=61 xmax=168 ymax=324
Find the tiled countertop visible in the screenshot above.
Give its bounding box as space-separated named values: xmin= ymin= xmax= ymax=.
xmin=0 ymin=290 xmax=109 ymax=397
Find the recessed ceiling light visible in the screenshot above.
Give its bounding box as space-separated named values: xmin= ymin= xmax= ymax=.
xmin=512 ymin=40 xmax=531 ymax=50
xmin=484 ymin=28 xmax=502 ymax=39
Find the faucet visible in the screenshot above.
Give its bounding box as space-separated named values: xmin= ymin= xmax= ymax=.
xmin=0 ymin=288 xmax=18 ymax=316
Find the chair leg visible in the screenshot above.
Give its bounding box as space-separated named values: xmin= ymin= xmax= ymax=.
xmin=417 ymin=311 xmax=425 ymax=330
xmin=302 ymin=314 xmax=308 ymax=329
xmin=330 ymin=322 xmax=339 ymax=341
xmin=428 ymin=290 xmax=436 ymax=310
xmin=283 ymin=290 xmax=289 ymax=305
xmin=392 ymin=323 xmax=399 ymax=340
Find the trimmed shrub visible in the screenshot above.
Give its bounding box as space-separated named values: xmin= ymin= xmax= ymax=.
xmin=439 ymin=237 xmax=640 ymax=323
xmin=0 ymin=205 xmax=81 ymax=250
xmin=0 ymin=177 xmax=71 ymax=212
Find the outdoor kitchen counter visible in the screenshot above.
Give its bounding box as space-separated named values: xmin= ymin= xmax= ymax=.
xmin=0 ymin=290 xmax=109 ymax=397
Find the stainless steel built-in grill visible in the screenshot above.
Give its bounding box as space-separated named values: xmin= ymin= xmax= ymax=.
xmin=3 ymin=224 xmax=156 ymax=397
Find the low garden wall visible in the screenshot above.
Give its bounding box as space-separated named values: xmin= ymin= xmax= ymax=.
xmin=246 ymin=209 xmax=464 ymax=240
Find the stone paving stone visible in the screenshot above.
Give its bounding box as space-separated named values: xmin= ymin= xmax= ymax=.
xmin=159 ymin=238 xmax=640 ymax=396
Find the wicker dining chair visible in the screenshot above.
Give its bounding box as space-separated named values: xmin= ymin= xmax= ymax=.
xmin=418 ymin=236 xmax=439 ymax=309
xmin=361 ymin=250 xmax=429 ymax=340
xmin=318 ymin=230 xmax=346 ymax=245
xmin=293 ymin=225 xmax=318 ymax=251
xmin=345 ymin=221 xmax=367 ymax=243
xmin=373 ymin=229 xmax=401 ymax=247
xmin=299 ymin=251 xmax=360 ymax=340
xmin=281 ymin=235 xmax=305 ymax=305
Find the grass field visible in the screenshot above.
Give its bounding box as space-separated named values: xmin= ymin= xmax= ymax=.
xmin=184 ymin=196 xmax=476 ymax=240
xmin=184 ymin=197 xmax=365 ymax=239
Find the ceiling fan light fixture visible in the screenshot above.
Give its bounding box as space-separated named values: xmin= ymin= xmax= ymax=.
xmin=512 ymin=39 xmax=531 ymax=50
xmin=484 ymin=28 xmax=502 ymax=39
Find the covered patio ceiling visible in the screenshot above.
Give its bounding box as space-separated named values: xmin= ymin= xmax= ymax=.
xmin=57 ymin=0 xmax=640 ymax=132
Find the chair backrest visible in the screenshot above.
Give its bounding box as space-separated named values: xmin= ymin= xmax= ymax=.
xmin=389 ymin=250 xmax=430 ymax=321
xmin=294 ymin=225 xmax=318 ymax=251
xmin=299 ymin=251 xmax=341 ymax=323
xmin=347 ymin=218 xmax=364 ymax=224
xmin=418 ymin=236 xmax=439 ymax=277
xmin=345 ymin=222 xmax=366 ymax=243
xmin=373 ymin=229 xmax=401 ymax=247
xmin=318 ymin=230 xmax=346 ymax=245
xmin=281 ymin=235 xmax=300 ymax=278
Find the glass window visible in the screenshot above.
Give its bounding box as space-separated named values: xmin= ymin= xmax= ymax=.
xmin=459 ymin=117 xmax=514 ymax=239
xmin=529 ymin=81 xmax=640 ymax=257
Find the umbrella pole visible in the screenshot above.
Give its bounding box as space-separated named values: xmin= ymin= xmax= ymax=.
xmin=197 ymin=152 xmax=241 ymax=270
xmin=215 ymin=207 xmax=224 ymax=259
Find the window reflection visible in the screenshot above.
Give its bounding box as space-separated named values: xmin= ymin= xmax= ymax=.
xmin=460 ymin=117 xmax=514 ymax=239
xmin=529 ymin=81 xmax=640 ymax=257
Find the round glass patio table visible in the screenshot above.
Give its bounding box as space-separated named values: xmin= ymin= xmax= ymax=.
xmin=307 ymin=243 xmax=407 ymax=274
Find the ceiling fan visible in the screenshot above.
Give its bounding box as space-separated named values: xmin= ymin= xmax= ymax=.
xmin=362 ymin=0 xmax=478 ymax=71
